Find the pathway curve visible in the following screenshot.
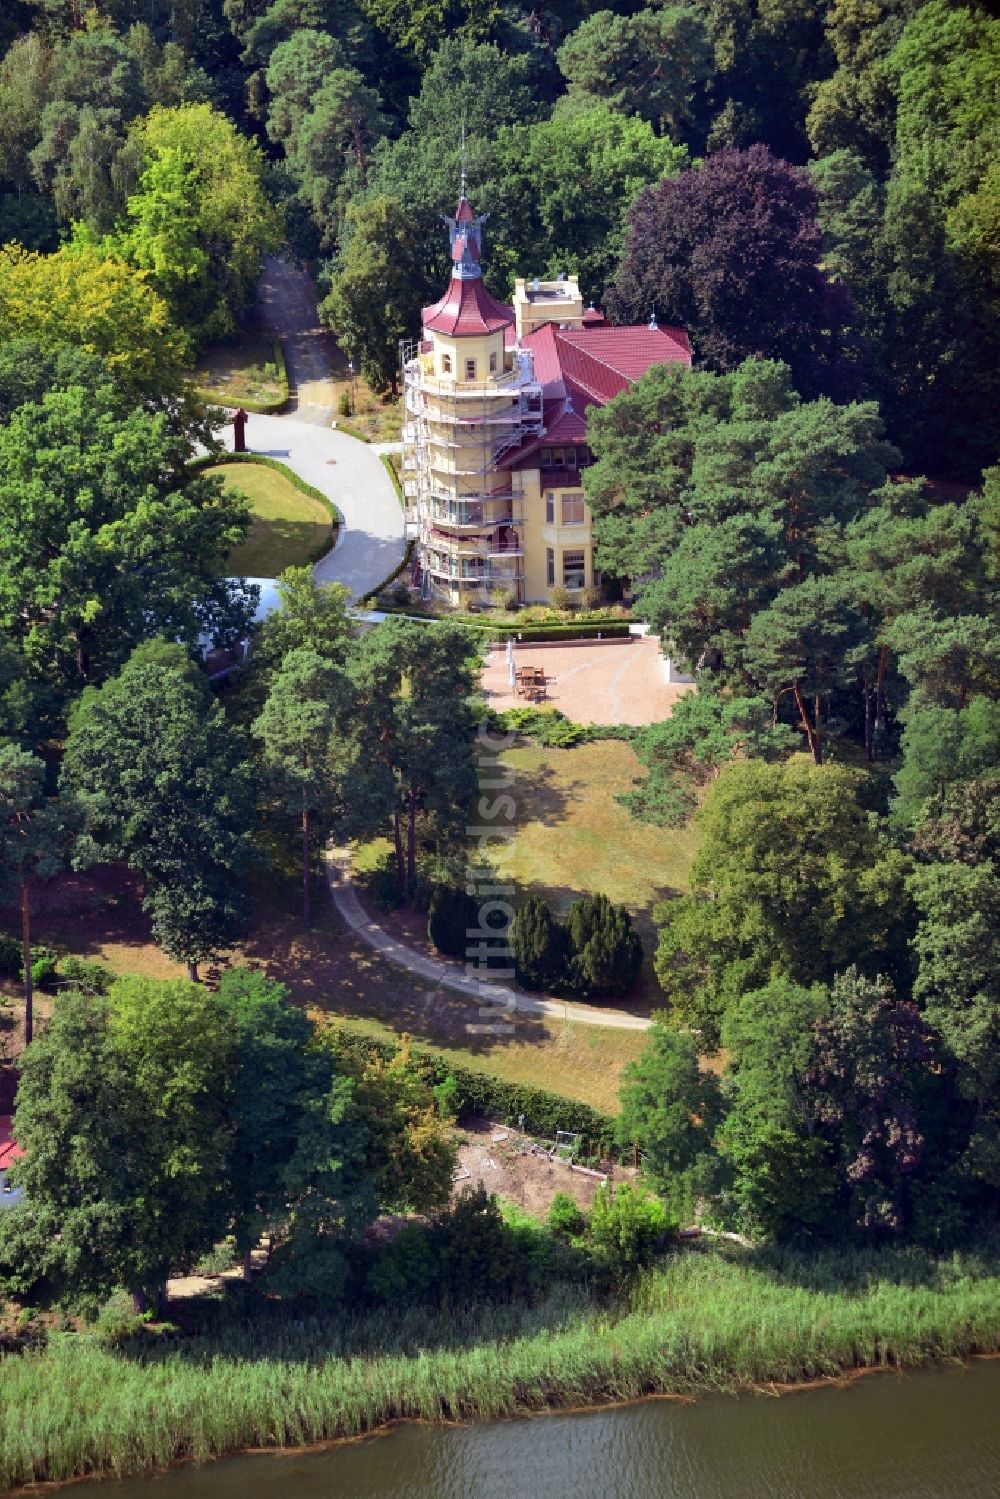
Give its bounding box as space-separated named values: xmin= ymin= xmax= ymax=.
xmin=326 ymin=848 xmax=652 ymax=1033
xmin=220 ymin=255 xmax=406 ymax=601
xmin=218 ymin=413 xmax=405 ymax=600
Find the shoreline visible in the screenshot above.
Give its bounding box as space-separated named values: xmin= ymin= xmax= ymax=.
xmin=9 ymin=1335 xmax=1000 ymax=1493
xmin=5 ymin=1244 xmax=1000 ymax=1493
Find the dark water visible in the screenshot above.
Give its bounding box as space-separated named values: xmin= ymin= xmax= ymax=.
xmin=100 ymin=1359 xmax=1000 ymax=1499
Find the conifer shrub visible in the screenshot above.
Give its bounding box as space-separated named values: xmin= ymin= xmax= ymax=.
xmin=566 ymin=893 xmax=643 ymax=998
xmin=0 ymin=934 xmax=20 ymax=978
xmin=427 ymin=885 xmax=479 ymax=958
xmin=511 ymin=895 xmax=569 ymax=990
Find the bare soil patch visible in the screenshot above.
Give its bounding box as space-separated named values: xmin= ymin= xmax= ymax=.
xmin=454 ymin=1117 xmax=632 ymax=1218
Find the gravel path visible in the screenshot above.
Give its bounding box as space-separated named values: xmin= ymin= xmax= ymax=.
xmin=325 ymin=848 xmax=652 ymax=1033
xmin=256 ymin=255 xmax=338 ymax=426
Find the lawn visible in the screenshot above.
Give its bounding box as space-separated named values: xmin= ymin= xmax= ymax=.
xmin=207 ymin=462 xmax=335 ymax=576
xmin=494 ymin=739 xmax=701 ymax=1006
xmin=2 ymin=865 xmax=645 ymax=1115
xmin=191 ymin=329 xmax=287 ymax=412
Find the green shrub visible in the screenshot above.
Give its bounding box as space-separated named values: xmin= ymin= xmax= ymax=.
xmin=366 ymin=1223 xmax=438 ymax=1303
xmin=486 ymin=707 xmax=632 ymax=747
xmin=548 ymin=1191 xmax=586 ymax=1237
xmin=0 ymin=934 xmax=20 ymax=978
xmin=337 ymin=388 xmax=353 ymax=418
xmin=548 ymin=586 xmax=573 ymax=611
xmin=432 ymin=1072 xmax=461 ymax=1120
xmin=511 ymin=895 xmax=569 ymax=991
xmin=581 ymin=584 xmax=603 ymax=609
xmin=566 ymin=893 xmax=643 ymax=999
xmin=588 ymin=1183 xmax=672 ymax=1269
xmin=91 ymin=1291 xmax=150 ymax=1346
xmin=365 ymin=861 xmax=404 ymax=912
xmin=30 ymin=953 xmax=57 ymax=991
xmin=433 ymin=1185 xmax=516 ymax=1298
xmin=496 ymin=589 xmax=519 ymax=612
xmin=58 ymin=956 xmax=113 ymax=994
xmin=427 ymin=886 xmax=480 ymax=959
xmin=193 ymin=1241 xmax=238 ymax=1276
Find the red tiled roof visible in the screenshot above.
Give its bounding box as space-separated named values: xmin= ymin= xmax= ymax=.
xmin=0 ymin=1116 xmax=23 ymax=1172
xmin=499 ymin=320 xmax=691 ymax=468
xmin=423 ymin=276 xmax=515 ymax=337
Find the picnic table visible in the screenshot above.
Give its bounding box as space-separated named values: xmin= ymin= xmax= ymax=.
xmin=516 ymin=666 xmax=546 ymax=701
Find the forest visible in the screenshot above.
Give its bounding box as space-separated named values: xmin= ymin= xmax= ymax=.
xmin=0 ymin=0 xmax=997 ymax=477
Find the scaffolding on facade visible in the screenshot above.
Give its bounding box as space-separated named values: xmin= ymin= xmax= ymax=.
xmin=401 ymin=339 xmax=543 ymax=604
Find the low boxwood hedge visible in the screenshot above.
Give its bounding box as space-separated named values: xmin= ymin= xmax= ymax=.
xmin=331 ymin=1028 xmax=619 ymax=1157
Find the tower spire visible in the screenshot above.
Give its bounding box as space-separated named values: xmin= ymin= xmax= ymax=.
xmin=460 ymin=109 xmax=467 ymax=199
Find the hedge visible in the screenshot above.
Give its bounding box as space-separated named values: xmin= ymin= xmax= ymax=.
xmin=331 ymin=1028 xmax=619 ymax=1158
xmin=334 ymin=419 xmax=372 ymax=443
xmin=365 ymin=609 xmax=632 ymax=643
xmin=188 ymin=452 xmax=340 ymax=566
xmin=485 ymin=706 xmax=634 ymax=747
xmin=380 ymin=452 xmax=405 ymax=509
xmin=359 ymin=538 xmax=416 ymax=604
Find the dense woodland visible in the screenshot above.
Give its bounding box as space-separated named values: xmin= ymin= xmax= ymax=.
xmin=0 ymin=0 xmax=997 ymax=471
xmin=0 ymin=0 xmax=997 ymax=1313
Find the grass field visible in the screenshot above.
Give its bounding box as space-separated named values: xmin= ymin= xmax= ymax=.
xmin=207 ymin=463 xmax=335 ymax=576
xmin=192 ymin=329 xmax=287 ymax=412
xmin=495 ymin=739 xmax=700 ymax=1006
xmin=2 ymin=1243 xmax=998 ymax=1490
xmin=2 ymin=862 xmax=645 ymax=1114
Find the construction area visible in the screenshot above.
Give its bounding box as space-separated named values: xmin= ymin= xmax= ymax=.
xmin=453 ymin=1118 xmax=629 ymax=1218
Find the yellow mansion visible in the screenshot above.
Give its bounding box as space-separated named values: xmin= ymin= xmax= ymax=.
xmin=402 ymin=192 xmax=692 ymax=607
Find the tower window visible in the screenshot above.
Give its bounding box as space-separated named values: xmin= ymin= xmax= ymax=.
xmin=465 ymin=358 xmax=477 ymax=380
xmin=441 ymin=353 xmax=452 ymax=374
xmin=546 ymin=548 xmax=555 ymax=586
xmin=489 ymin=351 xmax=498 ymax=373
xmin=545 ymin=492 xmax=554 ymax=523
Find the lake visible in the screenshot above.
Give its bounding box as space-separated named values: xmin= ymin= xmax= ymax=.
xmin=97 ymin=1356 xmax=1000 ymax=1498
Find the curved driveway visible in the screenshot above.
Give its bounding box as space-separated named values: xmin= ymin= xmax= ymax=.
xmin=218 ymin=412 xmax=405 ymax=600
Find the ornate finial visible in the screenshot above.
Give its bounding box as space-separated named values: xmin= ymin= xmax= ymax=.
xmin=460 ymin=109 xmax=467 ymax=198
xmin=649 ymin=303 xmax=658 ymax=331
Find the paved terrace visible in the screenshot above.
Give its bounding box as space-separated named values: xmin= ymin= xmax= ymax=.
xmin=481 ymin=636 xmax=694 ymax=726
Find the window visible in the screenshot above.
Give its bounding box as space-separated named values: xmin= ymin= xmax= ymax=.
xmin=561 ymin=492 xmax=585 ymax=526
xmin=566 ymin=447 xmax=577 ymax=469
xmin=563 ymin=550 xmax=586 ymax=590
xmin=552 ymin=448 xmax=565 ymax=468
xmin=489 ymin=351 xmax=498 ymax=373
xmin=546 ymin=548 xmax=555 ymax=587
xmin=541 ymin=448 xmax=554 ymax=468
xmin=545 ymin=491 xmax=555 ymax=523
xmin=465 ymin=358 xmax=477 ymax=380
xmin=441 ymin=353 xmax=452 ymax=374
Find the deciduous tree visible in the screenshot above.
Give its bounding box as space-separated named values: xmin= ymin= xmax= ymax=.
xmin=61 ymin=642 xmax=256 ymax=978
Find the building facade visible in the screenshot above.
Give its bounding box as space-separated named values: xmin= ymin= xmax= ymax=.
xmin=402 ymin=194 xmax=692 ymax=607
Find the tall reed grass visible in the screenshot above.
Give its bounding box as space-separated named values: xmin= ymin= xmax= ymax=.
xmin=2 ymin=1242 xmax=999 ymax=1491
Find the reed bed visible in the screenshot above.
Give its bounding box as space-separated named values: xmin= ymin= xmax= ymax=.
xmin=2 ymin=1244 xmax=999 ymax=1491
